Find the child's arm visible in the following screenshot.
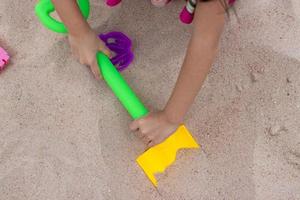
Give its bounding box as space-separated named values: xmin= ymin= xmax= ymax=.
xmin=52 ymin=0 xmax=110 ymax=79
xmin=164 ymin=0 xmax=225 ymax=123
xmin=130 ymin=0 xmax=226 ymax=147
xmin=51 ymin=0 xmax=90 ymax=36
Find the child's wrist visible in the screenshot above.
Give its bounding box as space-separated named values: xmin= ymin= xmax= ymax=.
xmin=69 ymin=23 xmax=92 ymax=38
xmin=163 ymin=109 xmax=183 ymax=125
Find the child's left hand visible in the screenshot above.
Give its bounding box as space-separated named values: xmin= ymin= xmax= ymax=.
xmin=129 ymin=111 xmax=179 ymax=148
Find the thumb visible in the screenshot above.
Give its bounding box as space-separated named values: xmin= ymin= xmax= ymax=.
xmin=91 ymin=58 xmax=102 ymax=80
xmin=102 ymin=48 xmax=112 ymax=58
xmin=99 ymin=43 xmax=112 ymax=58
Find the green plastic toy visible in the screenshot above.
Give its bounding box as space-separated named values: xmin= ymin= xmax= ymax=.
xmin=97 ymin=52 xmax=149 ymax=119
xmin=35 ymin=0 xmax=90 ymax=33
xmin=35 ymin=0 xmax=148 ymax=118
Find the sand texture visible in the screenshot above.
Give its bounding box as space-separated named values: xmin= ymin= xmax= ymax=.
xmin=0 ymin=0 xmax=299 ymax=199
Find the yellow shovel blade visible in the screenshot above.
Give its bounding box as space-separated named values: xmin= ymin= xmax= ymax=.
xmin=136 ymin=125 xmax=199 ymax=186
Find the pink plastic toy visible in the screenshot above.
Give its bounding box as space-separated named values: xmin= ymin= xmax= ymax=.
xmin=0 ymin=47 xmax=9 ymax=71
xmin=106 ymin=0 xmax=122 ymax=7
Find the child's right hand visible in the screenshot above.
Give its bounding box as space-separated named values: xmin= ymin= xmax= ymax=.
xmin=68 ymin=29 xmax=111 ymax=80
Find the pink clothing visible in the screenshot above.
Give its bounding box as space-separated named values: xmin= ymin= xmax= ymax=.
xmin=180 ymin=0 xmax=236 ymax=24
xmin=106 ymin=0 xmax=236 ymax=7
xmin=228 ymin=0 xmax=236 ymax=5
xmin=150 ymin=0 xmax=236 ymax=7
xmin=105 ymin=0 xmax=236 ymax=24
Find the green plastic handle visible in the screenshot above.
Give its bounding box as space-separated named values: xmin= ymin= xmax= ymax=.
xmin=35 ymin=0 xmax=90 ymax=33
xmin=97 ymin=52 xmax=149 ymax=119
xmin=35 ymin=0 xmax=148 ymax=119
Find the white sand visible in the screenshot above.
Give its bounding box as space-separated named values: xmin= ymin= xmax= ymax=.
xmin=0 ymin=0 xmax=299 ymax=199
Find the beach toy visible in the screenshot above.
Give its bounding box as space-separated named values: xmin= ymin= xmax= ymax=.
xmin=99 ymin=32 xmax=134 ymax=71
xmin=106 ymin=0 xmax=122 ymax=7
xmin=0 ymin=47 xmax=9 ymax=71
xmin=35 ymin=0 xmax=133 ymax=71
xmin=97 ymin=53 xmax=199 ymax=186
xmin=35 ymin=0 xmax=90 ymax=33
xmin=136 ymin=125 xmax=199 ymax=186
xmin=35 ymin=0 xmax=200 ymax=187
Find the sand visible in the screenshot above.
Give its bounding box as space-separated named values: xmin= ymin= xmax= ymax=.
xmin=0 ymin=0 xmax=299 ymax=199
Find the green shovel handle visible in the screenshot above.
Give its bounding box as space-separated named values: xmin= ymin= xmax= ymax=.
xmin=35 ymin=0 xmax=148 ymax=119
xmin=97 ymin=52 xmax=149 ymax=120
xmin=35 ymin=0 xmax=90 ymax=33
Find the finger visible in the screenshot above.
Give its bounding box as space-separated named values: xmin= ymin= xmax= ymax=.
xmin=99 ymin=45 xmax=111 ymax=58
xmin=141 ymin=135 xmax=151 ymax=145
xmin=93 ymin=59 xmax=104 ymax=80
xmin=147 ymin=130 xmax=166 ymax=148
xmin=79 ymin=56 xmax=85 ymax=65
xmin=91 ymin=60 xmax=101 ymax=80
xmin=147 ymin=138 xmax=153 ymax=146
xmin=129 ymin=120 xmax=139 ymax=131
xmin=147 ymin=140 xmax=155 ymax=148
xmin=102 ymin=48 xmax=112 ymax=58
xmin=147 ymin=138 xmax=162 ymax=148
xmin=71 ymin=47 xmax=79 ymax=59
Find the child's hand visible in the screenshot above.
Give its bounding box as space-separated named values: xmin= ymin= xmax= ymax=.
xmin=68 ymin=29 xmax=111 ymax=80
xmin=129 ymin=111 xmax=179 ymax=148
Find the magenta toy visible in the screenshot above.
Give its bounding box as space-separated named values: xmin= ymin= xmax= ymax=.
xmin=0 ymin=47 xmax=9 ymax=71
xmin=99 ymin=32 xmax=134 ymax=71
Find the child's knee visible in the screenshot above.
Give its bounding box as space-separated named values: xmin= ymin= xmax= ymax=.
xmin=151 ymin=0 xmax=171 ymax=7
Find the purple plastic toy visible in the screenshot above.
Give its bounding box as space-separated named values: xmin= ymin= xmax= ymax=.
xmin=99 ymin=32 xmax=134 ymax=71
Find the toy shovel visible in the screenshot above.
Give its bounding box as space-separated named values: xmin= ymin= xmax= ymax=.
xmin=96 ymin=53 xmax=199 ymax=186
